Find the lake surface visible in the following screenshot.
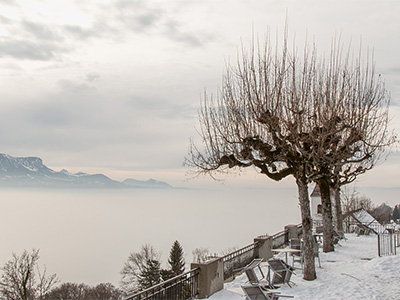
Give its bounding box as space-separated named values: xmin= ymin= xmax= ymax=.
xmin=0 ymin=187 xmax=301 ymax=286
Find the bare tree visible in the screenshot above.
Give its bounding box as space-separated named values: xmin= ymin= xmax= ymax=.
xmin=44 ymin=282 xmax=123 ymax=300
xmin=37 ymin=265 xmax=59 ymax=299
xmin=120 ymin=244 xmax=161 ymax=293
xmin=186 ymin=24 xmax=395 ymax=277
xmin=330 ymin=135 xmax=393 ymax=234
xmin=341 ymin=187 xmax=375 ymax=215
xmin=0 ymin=249 xmax=58 ymax=300
xmin=191 ymin=248 xmax=209 ymax=263
xmin=186 ymin=28 xmax=319 ymax=280
xmin=86 ymin=283 xmax=123 ymax=300
xmin=305 ymin=39 xmax=395 ymax=251
xmin=44 ymin=282 xmax=89 ymax=300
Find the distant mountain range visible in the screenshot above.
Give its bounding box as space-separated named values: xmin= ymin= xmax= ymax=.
xmin=0 ymin=153 xmax=172 ymax=189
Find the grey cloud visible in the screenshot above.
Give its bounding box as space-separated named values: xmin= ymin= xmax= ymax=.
xmin=57 ymin=79 xmax=97 ymax=93
xmin=0 ymin=14 xmax=99 ymax=61
xmin=114 ymin=0 xmax=163 ymax=32
xmin=163 ymin=20 xmax=209 ymax=47
xmin=64 ymin=25 xmax=94 ymax=39
xmin=63 ymin=21 xmax=113 ymax=40
xmin=0 ymin=88 xmax=194 ymax=172
xmin=109 ymin=0 xmax=211 ymax=47
xmin=0 ymin=0 xmax=212 ymax=64
xmin=0 ymin=0 xmax=16 ymax=7
xmin=0 ymin=15 xmax=12 ymax=25
xmin=28 ymin=103 xmax=72 ymax=127
xmin=86 ymin=72 xmax=101 ymax=82
xmin=0 ymin=62 xmax=23 ymax=71
xmin=0 ymin=94 xmax=106 ymax=140
xmin=0 ymin=39 xmax=58 ymax=60
xmin=0 ymin=99 xmax=131 ymax=155
xmin=0 ymin=17 xmax=70 ymax=61
xmin=0 ymin=102 xmax=74 ymax=155
xmin=21 ymin=20 xmax=63 ymax=42
xmin=126 ymin=96 xmax=196 ymax=120
xmin=20 ymin=93 xmax=98 ymax=128
xmin=135 ymin=12 xmax=160 ymax=28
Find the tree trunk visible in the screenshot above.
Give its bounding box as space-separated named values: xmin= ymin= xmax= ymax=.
xmin=334 ymin=186 xmax=344 ymax=232
xmin=318 ymin=178 xmax=334 ymax=252
xmin=296 ymin=174 xmax=316 ymax=281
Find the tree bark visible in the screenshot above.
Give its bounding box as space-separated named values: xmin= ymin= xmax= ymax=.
xmin=318 ymin=178 xmax=335 ymax=252
xmin=334 ymin=186 xmax=344 ymax=232
xmin=296 ymin=174 xmax=316 ymax=281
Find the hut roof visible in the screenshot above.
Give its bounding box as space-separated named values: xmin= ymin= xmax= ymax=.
xmin=347 ymin=209 xmax=388 ymax=234
xmin=310 ymin=184 xmax=320 ymax=197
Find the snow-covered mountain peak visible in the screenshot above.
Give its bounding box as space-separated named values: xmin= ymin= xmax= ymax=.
xmin=0 ymin=153 xmax=172 ymax=189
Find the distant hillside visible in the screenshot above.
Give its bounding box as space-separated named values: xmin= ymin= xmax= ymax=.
xmin=123 ymin=178 xmax=172 ymax=189
xmin=0 ymin=153 xmax=172 ymax=189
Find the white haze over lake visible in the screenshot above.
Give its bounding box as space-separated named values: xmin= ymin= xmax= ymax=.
xmin=0 ymin=187 xmax=302 ymax=286
xmin=1 ymin=185 xmax=397 ymax=287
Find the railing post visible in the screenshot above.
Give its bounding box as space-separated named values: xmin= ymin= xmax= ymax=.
xmin=190 ymin=258 xmax=224 ymax=299
xmin=254 ymin=235 xmax=273 ymax=261
xmin=285 ymin=224 xmax=299 ymax=242
xmin=391 ymin=233 xmax=395 ymax=255
xmin=378 ymin=234 xmax=381 ymax=257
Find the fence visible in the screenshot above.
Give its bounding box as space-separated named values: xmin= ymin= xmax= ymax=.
xmin=377 ymin=233 xmax=398 ymax=257
xmin=271 ymin=224 xmax=302 ymax=249
xmin=124 ymin=268 xmax=200 ymax=300
xmin=271 ymin=230 xmax=289 ymax=249
xmin=222 ymin=241 xmax=259 ymax=279
xmin=223 ymin=224 xmax=302 ymax=280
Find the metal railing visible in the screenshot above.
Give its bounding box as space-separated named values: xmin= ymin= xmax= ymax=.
xmin=377 ymin=233 xmax=398 ymax=257
xmin=124 ymin=268 xmax=200 ymax=300
xmin=222 ymin=242 xmax=259 ymax=279
xmin=271 ymin=230 xmax=289 ymax=249
xmin=222 ymin=224 xmax=303 ymax=280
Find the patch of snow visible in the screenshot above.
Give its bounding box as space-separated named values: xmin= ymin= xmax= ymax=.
xmin=208 ymin=234 xmax=400 ymax=300
xmin=22 ymin=165 xmax=38 ymax=172
xmin=74 ymin=172 xmax=89 ymax=177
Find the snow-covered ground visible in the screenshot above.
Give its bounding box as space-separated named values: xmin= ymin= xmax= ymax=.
xmin=207 ymin=234 xmax=400 ymax=300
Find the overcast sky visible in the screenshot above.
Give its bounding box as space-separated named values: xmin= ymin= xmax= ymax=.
xmin=0 ymin=0 xmax=399 ymax=188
